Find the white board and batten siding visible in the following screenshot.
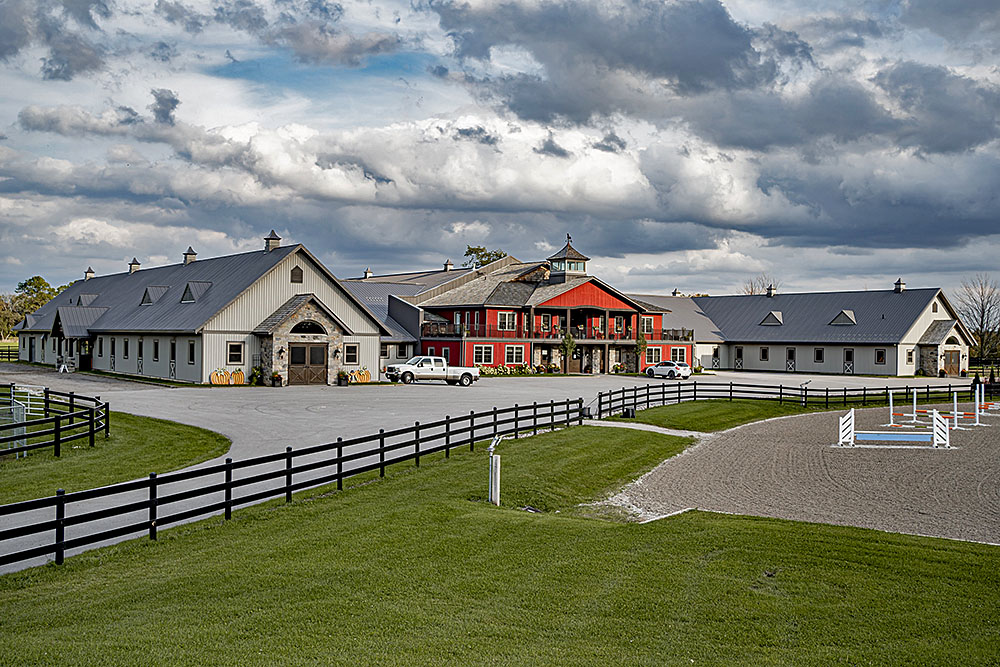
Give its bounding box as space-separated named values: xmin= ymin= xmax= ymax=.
xmin=201 ymin=248 xmax=383 ymax=380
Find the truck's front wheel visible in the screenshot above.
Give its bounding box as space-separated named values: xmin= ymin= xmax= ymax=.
xmin=459 ymin=374 xmax=473 ymax=387
xmin=401 ymin=372 xmax=414 ymax=384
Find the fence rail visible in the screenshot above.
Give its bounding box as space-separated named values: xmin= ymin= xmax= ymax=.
xmin=595 ymin=380 xmax=995 ymax=419
xmin=0 ymin=349 xmax=17 ymax=362
xmin=0 ymin=397 xmax=584 ymax=568
xmin=1 ymin=385 xmax=110 ymax=458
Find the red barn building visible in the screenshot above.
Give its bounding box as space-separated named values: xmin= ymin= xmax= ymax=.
xmin=347 ymin=236 xmax=694 ymax=374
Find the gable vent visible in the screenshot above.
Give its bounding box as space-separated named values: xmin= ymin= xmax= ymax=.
xmin=180 ymin=281 xmax=212 ymax=303
xmin=829 ymin=309 xmax=857 ymax=326
xmin=759 ymin=311 xmax=783 ymax=326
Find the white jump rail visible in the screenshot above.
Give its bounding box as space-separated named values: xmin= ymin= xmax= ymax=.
xmin=838 ymin=408 xmax=950 ymax=448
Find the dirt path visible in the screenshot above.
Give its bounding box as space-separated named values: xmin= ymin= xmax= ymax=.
xmin=605 ymin=404 xmax=1000 ymax=543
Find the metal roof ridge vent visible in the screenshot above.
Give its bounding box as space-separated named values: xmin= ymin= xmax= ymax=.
xmin=128 ymin=258 xmax=141 ymax=274
xmin=894 ymin=278 xmax=906 ymax=293
xmin=183 ymin=246 xmax=197 ymax=265
xmin=265 ymin=230 xmax=282 ymax=252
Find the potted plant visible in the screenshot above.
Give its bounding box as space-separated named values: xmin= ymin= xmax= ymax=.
xmin=271 ymin=372 xmax=283 ymax=387
xmin=337 ymin=370 xmax=349 ymax=386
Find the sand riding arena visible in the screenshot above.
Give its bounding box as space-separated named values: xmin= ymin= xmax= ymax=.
xmin=606 ymin=402 xmax=1000 ymax=544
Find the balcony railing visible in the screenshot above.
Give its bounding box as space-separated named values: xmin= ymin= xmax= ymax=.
xmin=420 ymin=323 xmax=695 ymax=342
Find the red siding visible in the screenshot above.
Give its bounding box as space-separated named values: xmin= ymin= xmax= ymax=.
xmin=639 ymin=343 xmax=694 ymax=370
xmin=539 ymin=281 xmax=636 ymax=310
xmin=465 ymin=341 xmax=529 ymax=367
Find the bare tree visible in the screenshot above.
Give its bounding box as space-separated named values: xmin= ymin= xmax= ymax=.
xmin=954 ymin=273 xmax=1000 ymax=359
xmin=741 ymin=273 xmax=782 ymax=295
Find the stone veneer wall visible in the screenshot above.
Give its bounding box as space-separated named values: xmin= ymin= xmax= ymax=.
xmin=261 ymin=301 xmax=346 ymax=385
xmin=919 ymin=345 xmax=939 ymax=377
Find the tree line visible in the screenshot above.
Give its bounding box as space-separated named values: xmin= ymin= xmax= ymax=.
xmin=0 ymin=276 xmax=68 ymax=340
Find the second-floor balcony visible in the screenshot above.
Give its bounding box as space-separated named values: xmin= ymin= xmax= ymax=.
xmin=420 ymin=323 xmax=694 ymax=342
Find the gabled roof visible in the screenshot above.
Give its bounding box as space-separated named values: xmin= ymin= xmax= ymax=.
xmin=693 ymin=288 xmax=942 ymax=344
xmin=53 ymin=307 xmax=109 ymax=338
xmin=628 ymin=295 xmax=723 ymax=343
xmin=339 ymin=281 xmax=420 ymax=342
xmin=252 ymin=294 xmax=355 ymax=336
xmin=918 ymin=320 xmax=960 ymax=345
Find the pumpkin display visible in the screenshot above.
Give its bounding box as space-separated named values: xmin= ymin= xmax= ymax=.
xmin=230 ymin=369 xmax=246 ymax=385
xmin=210 ymin=369 xmax=230 ymax=385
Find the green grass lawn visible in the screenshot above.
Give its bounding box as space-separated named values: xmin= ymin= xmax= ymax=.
xmin=0 ymin=412 xmax=230 ymax=504
xmin=611 ymin=398 xmax=817 ymax=432
xmin=1 ymin=424 xmax=997 ymax=665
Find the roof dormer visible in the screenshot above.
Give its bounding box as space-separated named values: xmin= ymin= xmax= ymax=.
xmin=180 ymin=281 xmax=212 ymax=303
xmin=760 ymin=310 xmax=783 ymax=326
xmin=141 ymin=286 xmax=170 ymax=305
xmin=829 ymin=309 xmax=857 ymax=325
xmin=547 ymin=234 xmax=589 ymax=284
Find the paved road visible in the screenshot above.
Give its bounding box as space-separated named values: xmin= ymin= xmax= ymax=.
xmin=0 ymin=363 xmax=976 ymax=573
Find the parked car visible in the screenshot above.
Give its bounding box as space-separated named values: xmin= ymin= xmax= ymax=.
xmin=645 ymin=360 xmax=692 ymax=380
xmin=385 ymin=356 xmax=480 ymax=386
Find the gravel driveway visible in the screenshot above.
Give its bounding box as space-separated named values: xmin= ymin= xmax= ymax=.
xmin=606 ymin=403 xmax=1000 ymax=544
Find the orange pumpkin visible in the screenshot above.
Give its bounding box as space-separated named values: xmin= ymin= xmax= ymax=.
xmin=210 ymin=369 xmax=230 ymax=385
xmin=230 ymin=369 xmax=246 ymax=385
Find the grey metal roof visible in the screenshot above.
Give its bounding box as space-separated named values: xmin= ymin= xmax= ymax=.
xmin=347 ymin=267 xmax=474 ymax=292
xmin=918 ymin=319 xmax=959 ymax=345
xmin=339 ymin=281 xmax=420 ymax=342
xmin=628 ymin=295 xmax=724 ymax=343
xmin=692 ymin=288 xmax=940 ymax=344
xmin=55 ymin=307 xmax=109 ymax=338
xmin=19 ymin=246 xmax=299 ymax=334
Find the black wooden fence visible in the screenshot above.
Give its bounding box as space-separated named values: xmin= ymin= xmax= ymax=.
xmin=595 ymin=381 xmax=995 ymax=419
xmin=0 ymin=398 xmax=583 ymax=568
xmin=0 ymin=349 xmax=17 ymax=362
xmin=1 ymin=385 xmax=110 ymax=458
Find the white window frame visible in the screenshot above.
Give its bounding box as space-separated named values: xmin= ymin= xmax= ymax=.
xmin=760 ymin=347 xmax=769 ymax=362
xmin=454 ymin=312 xmax=462 ymax=326
xmin=814 ymin=348 xmax=824 ymax=364
xmin=671 ymin=347 xmax=686 ymax=363
xmin=427 ymin=346 xmax=435 ymax=356
xmin=153 ymin=339 xmax=160 ymax=362
xmin=645 ymin=347 xmax=661 ymax=364
xmin=906 ymin=349 xmax=914 ymax=365
xmin=187 ymin=340 xmax=195 ymax=365
xmin=541 ymin=313 xmax=551 ymax=332
xmin=344 ymin=343 xmax=359 ymax=365
xmin=497 ymin=311 xmax=516 ymax=331
xmin=641 ymin=316 xmax=654 ymax=334
xmin=875 ymin=348 xmax=886 ymax=365
xmin=227 ymin=341 xmax=244 ymax=365
xmin=397 ymin=344 xmax=408 ymax=359
xmin=380 ymin=343 xmax=388 ymax=358
xmin=442 ymin=347 xmax=450 ymax=362
xmin=474 ymin=344 xmax=493 ymax=365
xmin=98 ymin=336 xmax=103 ymax=357
xmin=505 ymin=345 xmax=524 ymax=365
xmin=123 ymin=338 xmax=129 ymax=359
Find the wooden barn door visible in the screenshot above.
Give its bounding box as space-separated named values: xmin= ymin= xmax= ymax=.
xmin=289 ymin=344 xmax=328 ymax=385
xmin=944 ymin=351 xmax=960 ymax=377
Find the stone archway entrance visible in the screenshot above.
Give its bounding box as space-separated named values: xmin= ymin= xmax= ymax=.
xmin=256 ymin=295 xmax=346 ymax=386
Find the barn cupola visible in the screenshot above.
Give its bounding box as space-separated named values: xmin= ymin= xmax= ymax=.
xmin=84 ymin=267 xmax=95 ymax=281
xmin=129 ymin=258 xmax=141 ymax=274
xmin=894 ymin=278 xmax=906 ymax=293
xmin=183 ymin=247 xmax=197 ymax=265
xmin=546 ymin=234 xmax=590 ymax=284
xmin=265 ymin=230 xmax=282 ymax=252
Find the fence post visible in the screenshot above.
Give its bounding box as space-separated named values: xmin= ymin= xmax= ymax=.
xmin=779 ymin=385 xmax=783 ymax=405
xmin=68 ymin=392 xmax=75 ymax=426
xmin=415 ymin=422 xmax=421 ymax=467
xmin=53 ymin=413 xmax=61 ymax=458
xmin=862 ymin=387 xmax=866 ymax=407
xmin=224 ymin=458 xmax=233 ymax=520
xmin=88 ymin=407 xmax=95 ymax=447
xmin=844 ymin=388 xmax=848 ymax=406
xmin=444 ymin=418 xmax=451 ymax=458
xmin=729 ymin=382 xmax=733 ymax=402
xmin=149 ymin=473 xmax=157 ymax=540
xmin=493 ymin=407 xmax=498 ymax=438
xmin=470 ymin=411 xmax=476 ymax=451
xmin=514 ymin=404 xmax=519 ymax=439
xmin=285 ymin=446 xmax=293 ymax=503
xmin=379 ymin=429 xmax=386 ymax=475
xmin=104 ymin=402 xmax=110 ymax=437
xmin=885 ymin=386 xmax=889 ymax=405
xmin=578 ymin=398 xmax=584 ymax=425
xmin=337 ymin=438 xmax=343 ymax=490
xmin=597 ymin=393 xmax=602 ymax=419
xmin=533 ymin=402 xmax=538 ymax=435
xmin=645 ymin=385 xmax=650 ymax=410
xmin=802 ymin=386 xmax=808 ymax=408
xmin=693 ymin=381 xmax=698 ymax=402
xmin=565 ymin=399 xmax=572 ymax=428
xmin=825 ymin=387 xmax=829 ymax=409
xmin=44 ymin=388 xmax=50 ymax=417
xmin=55 ymin=488 xmax=65 ymax=565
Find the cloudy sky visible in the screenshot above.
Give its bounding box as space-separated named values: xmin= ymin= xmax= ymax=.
xmin=0 ymin=0 xmax=998 ymax=296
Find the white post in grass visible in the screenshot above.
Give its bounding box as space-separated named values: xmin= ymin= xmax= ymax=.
xmin=488 ymin=435 xmax=504 ymax=506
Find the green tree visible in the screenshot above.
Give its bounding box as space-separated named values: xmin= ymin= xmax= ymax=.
xmin=15 ymin=276 xmax=59 ymax=314
xmin=462 ymin=245 xmax=507 ymax=268
xmin=0 ymin=294 xmax=19 ymax=340
xmin=636 ymin=329 xmax=647 ymax=371
xmin=559 ymin=331 xmax=576 ymax=374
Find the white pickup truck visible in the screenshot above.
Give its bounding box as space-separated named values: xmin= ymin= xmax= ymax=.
xmin=385 ymin=356 xmax=480 ymax=386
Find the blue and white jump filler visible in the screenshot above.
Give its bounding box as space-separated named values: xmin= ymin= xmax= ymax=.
xmin=838 ymin=408 xmax=950 ymax=449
